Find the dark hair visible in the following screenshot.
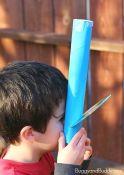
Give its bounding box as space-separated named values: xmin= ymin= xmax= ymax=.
xmin=0 ymin=61 xmax=67 ymax=144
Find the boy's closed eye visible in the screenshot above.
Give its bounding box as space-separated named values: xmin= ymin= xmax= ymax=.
xmin=59 ymin=116 xmax=64 ymax=123
xmin=53 ymin=113 xmax=65 ymax=123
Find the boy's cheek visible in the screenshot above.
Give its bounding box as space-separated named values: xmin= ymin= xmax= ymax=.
xmin=59 ymin=122 xmax=64 ymax=132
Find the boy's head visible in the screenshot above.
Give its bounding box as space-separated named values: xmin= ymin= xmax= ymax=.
xmin=0 ymin=61 xmax=67 ymax=151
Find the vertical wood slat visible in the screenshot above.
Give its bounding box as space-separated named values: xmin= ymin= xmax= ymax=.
xmin=0 ymin=0 xmax=25 ymax=67
xmin=23 ymin=0 xmax=54 ymax=65
xmin=53 ymin=0 xmax=70 ymax=77
xmin=53 ymin=0 xmax=86 ymax=78
xmin=122 ymin=0 xmax=124 ymax=164
xmin=90 ymin=0 xmax=123 ymax=163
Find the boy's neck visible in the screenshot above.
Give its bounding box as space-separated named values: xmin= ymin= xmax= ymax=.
xmin=3 ymin=143 xmax=45 ymax=163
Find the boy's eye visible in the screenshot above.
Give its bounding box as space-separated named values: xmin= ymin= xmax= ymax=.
xmin=59 ymin=113 xmax=65 ymax=123
xmin=53 ymin=112 xmax=65 ymax=123
xmin=53 ymin=113 xmax=65 ymax=119
xmin=59 ymin=117 xmax=64 ymax=124
xmin=59 ymin=117 xmax=64 ymax=121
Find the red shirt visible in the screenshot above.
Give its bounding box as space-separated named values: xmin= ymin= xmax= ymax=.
xmin=0 ymin=152 xmax=54 ymax=175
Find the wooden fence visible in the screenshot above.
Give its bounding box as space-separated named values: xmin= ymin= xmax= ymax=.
xmin=0 ymin=0 xmax=123 ymax=170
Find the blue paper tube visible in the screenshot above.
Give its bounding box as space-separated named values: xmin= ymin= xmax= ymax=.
xmin=64 ymin=19 xmax=93 ymax=143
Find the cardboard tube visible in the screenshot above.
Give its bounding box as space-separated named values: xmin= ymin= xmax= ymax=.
xmin=64 ymin=19 xmax=93 ymax=143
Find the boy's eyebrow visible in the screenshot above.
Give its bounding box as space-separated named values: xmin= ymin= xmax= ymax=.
xmin=53 ymin=112 xmax=65 ymax=119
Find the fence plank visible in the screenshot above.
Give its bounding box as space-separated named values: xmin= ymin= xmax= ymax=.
xmin=0 ymin=0 xmax=25 ymax=67
xmin=23 ymin=0 xmax=54 ymax=65
xmin=122 ymin=0 xmax=124 ymax=164
xmin=0 ymin=29 xmax=124 ymax=53
xmin=91 ymin=39 xmax=124 ymax=53
xmin=0 ymin=30 xmax=70 ymax=45
xmin=90 ymin=0 xmax=123 ymax=163
xmin=53 ymin=0 xmax=86 ymax=77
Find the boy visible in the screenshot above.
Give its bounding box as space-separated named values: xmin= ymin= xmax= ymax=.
xmin=0 ymin=61 xmax=92 ymax=175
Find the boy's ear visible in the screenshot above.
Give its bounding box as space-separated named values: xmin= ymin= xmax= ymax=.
xmin=20 ymin=126 xmax=34 ymax=142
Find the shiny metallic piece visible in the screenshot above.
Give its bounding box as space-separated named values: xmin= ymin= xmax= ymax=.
xmin=71 ymin=94 xmax=111 ymax=127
